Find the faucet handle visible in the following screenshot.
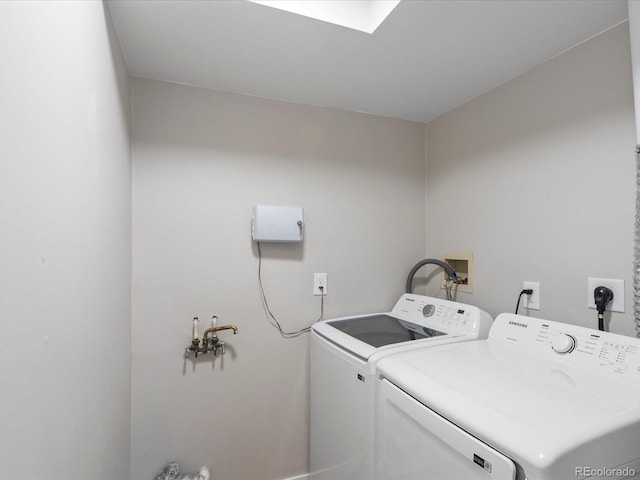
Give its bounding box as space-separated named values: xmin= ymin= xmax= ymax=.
xmin=184 ymin=346 xmax=190 ymax=359
xmin=212 ymin=341 xmax=226 ymax=356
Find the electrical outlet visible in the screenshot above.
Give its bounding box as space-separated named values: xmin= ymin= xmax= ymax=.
xmin=587 ymin=278 xmax=624 ymax=313
xmin=523 ymin=281 xmax=540 ymax=310
xmin=314 ymin=273 xmax=327 ymax=296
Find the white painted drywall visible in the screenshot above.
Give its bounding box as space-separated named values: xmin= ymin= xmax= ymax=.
xmin=131 ymin=78 xmax=426 ymax=479
xmin=0 ymin=2 xmax=131 ymax=478
xmin=629 ymin=0 xmax=640 ymax=144
xmin=425 ymin=23 xmax=636 ymax=336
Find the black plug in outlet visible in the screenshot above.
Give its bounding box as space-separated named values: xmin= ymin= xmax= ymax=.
xmin=594 ymin=286 xmax=613 ymax=332
xmin=594 ymin=286 xmax=613 ymax=314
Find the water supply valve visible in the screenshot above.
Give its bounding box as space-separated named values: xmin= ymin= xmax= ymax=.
xmin=185 ymin=316 xmax=238 ymax=359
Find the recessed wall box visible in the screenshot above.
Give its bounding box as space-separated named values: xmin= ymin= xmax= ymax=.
xmin=252 ymin=205 xmax=304 ymax=242
xmin=440 ymin=252 xmax=473 ymax=293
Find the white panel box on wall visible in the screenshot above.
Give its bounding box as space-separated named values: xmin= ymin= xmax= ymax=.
xmin=252 ymin=205 xmax=304 ymax=242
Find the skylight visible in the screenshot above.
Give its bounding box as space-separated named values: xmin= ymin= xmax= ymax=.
xmin=249 ymin=0 xmax=401 ymax=34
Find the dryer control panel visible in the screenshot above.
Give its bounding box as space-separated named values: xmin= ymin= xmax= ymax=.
xmin=490 ymin=313 xmax=640 ymax=382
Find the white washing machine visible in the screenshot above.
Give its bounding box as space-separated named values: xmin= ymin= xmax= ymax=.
xmin=310 ymin=293 xmax=492 ymax=480
xmin=375 ymin=313 xmax=640 ymax=480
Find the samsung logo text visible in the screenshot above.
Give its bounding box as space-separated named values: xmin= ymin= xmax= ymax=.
xmin=508 ymin=321 xmax=528 ymax=328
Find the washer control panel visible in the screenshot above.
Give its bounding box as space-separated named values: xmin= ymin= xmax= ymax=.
xmin=491 ymin=313 xmax=640 ymax=381
xmin=392 ymin=294 xmax=492 ymax=337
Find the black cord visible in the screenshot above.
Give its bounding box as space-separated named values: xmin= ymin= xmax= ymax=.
xmin=514 ymin=289 xmax=533 ymax=314
xmin=257 ymin=242 xmax=324 ymax=338
xmin=594 ymin=286 xmax=613 ymax=332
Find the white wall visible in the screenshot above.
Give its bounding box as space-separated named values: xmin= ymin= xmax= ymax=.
xmin=0 ymin=2 xmax=131 ymax=478
xmin=131 ymin=78 xmax=426 ymax=480
xmin=425 ymin=23 xmax=636 ymax=336
xmin=3 ymin=4 xmax=631 ymax=478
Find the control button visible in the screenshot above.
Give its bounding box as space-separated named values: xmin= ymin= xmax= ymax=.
xmin=422 ymin=304 xmax=436 ymax=317
xmin=551 ymin=334 xmax=576 ymax=354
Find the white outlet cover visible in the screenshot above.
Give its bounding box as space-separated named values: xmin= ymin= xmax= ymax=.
xmin=587 ymin=277 xmax=624 ymax=313
xmin=314 ymin=272 xmax=327 ymax=296
xmin=523 ymin=281 xmax=540 ymax=310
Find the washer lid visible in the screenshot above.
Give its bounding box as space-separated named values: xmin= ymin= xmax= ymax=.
xmin=376 ymin=335 xmax=640 ymax=479
xmin=313 ymin=314 xmax=454 ymax=360
xmin=327 ymin=314 xmax=446 ymax=347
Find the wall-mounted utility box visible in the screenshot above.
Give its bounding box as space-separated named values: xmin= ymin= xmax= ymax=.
xmin=252 ymin=205 xmax=304 ymax=242
xmin=440 ymin=252 xmax=473 ymax=293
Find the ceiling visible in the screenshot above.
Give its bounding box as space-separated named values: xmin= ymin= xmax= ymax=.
xmin=106 ymin=0 xmax=629 ymax=123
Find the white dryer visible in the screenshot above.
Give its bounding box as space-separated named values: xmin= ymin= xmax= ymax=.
xmin=310 ymin=293 xmax=492 ymax=480
xmin=375 ymin=313 xmax=640 ymax=480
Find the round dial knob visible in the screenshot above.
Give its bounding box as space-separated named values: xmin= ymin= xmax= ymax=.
xmin=551 ymin=334 xmax=576 ymax=354
xmin=422 ymin=304 xmax=435 ymax=317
